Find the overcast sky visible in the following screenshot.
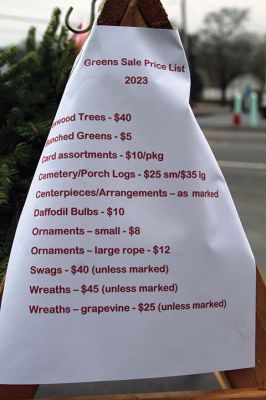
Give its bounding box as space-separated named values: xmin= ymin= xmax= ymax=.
xmin=1 ymin=0 xmax=266 ymax=47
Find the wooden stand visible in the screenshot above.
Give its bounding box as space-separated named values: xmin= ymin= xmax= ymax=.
xmin=0 ymin=0 xmax=265 ymax=398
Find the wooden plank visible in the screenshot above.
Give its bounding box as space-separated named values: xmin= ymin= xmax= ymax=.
xmin=137 ymin=0 xmax=172 ymax=29
xmin=97 ymin=0 xmax=131 ymax=25
xmin=0 ymin=385 xmax=38 ymax=400
xmin=120 ymin=0 xmax=147 ymax=28
xmin=224 ymin=267 xmax=266 ymax=388
xmin=33 ymin=388 xmax=266 ymax=400
xmin=97 ymin=0 xmax=171 ymax=29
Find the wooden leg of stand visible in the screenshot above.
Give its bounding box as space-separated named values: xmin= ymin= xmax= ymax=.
xmin=0 ymin=384 xmax=38 ymax=400
xmin=214 ymin=372 xmax=231 ymax=390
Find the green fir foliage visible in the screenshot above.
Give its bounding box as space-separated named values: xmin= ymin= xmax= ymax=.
xmin=0 ymin=9 xmax=77 ymax=279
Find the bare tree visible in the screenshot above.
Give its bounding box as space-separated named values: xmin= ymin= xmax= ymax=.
xmin=197 ymin=8 xmax=254 ymax=104
xmin=248 ymin=35 xmax=266 ymax=83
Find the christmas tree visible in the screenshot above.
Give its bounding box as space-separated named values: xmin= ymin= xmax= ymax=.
xmin=0 ymin=9 xmax=77 ymax=279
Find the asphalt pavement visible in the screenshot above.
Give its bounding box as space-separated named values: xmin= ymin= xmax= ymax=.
xmin=36 ymin=374 xmax=220 ymax=398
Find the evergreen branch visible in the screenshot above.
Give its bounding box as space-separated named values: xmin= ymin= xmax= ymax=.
xmin=0 ymin=46 xmax=17 ymax=68
xmin=26 ymin=27 xmax=36 ymax=53
xmin=14 ymin=142 xmax=33 ymax=167
xmin=0 ymin=8 xmax=77 ymax=274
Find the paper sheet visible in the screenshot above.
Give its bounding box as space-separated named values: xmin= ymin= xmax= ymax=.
xmin=0 ymin=26 xmax=256 ymax=384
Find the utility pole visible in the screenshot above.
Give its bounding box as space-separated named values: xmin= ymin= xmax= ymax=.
xmin=261 ymin=48 xmax=266 ymax=118
xmin=181 ymin=0 xmax=188 ymax=53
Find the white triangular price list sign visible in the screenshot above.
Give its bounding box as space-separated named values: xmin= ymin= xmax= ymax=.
xmin=0 ymin=26 xmax=256 ymax=384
